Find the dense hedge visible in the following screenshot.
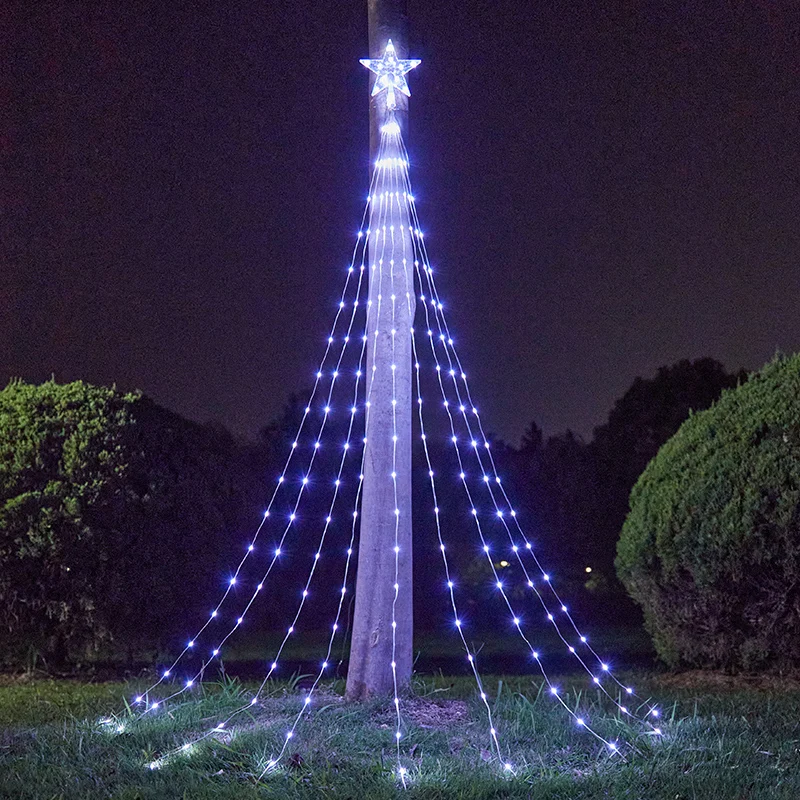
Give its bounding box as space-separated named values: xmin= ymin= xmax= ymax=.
xmin=0 ymin=380 xmax=258 ymax=668
xmin=616 ymin=355 xmax=800 ymax=670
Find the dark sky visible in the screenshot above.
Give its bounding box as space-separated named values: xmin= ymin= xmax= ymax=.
xmin=3 ymin=1 xmax=799 ymax=445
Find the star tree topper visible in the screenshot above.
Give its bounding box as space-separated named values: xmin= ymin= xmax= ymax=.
xmin=360 ymin=39 xmax=421 ymax=111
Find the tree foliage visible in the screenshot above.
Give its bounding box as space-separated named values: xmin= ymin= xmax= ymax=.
xmin=616 ymin=355 xmax=800 ymax=670
xmin=504 ymin=359 xmax=742 ymax=609
xmin=0 ymin=380 xmax=259 ymax=667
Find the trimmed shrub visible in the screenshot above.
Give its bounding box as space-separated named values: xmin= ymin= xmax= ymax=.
xmin=0 ymin=380 xmax=257 ymax=668
xmin=616 ymin=355 xmax=800 ymax=671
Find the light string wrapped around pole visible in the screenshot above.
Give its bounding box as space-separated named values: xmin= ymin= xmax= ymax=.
xmin=387 ymin=151 xmax=408 ymax=780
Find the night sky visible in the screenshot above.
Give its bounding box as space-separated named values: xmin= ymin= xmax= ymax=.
xmin=4 ymin=1 xmax=799 ymax=445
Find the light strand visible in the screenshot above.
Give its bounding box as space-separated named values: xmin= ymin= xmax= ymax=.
xmin=137 ymin=154 xmax=386 ymax=705
xmin=142 ymin=136 xmax=401 ymax=767
xmin=411 ymin=252 xmax=619 ymax=753
xmin=411 ymin=319 xmax=508 ymax=768
xmin=399 ymin=139 xmax=660 ymax=733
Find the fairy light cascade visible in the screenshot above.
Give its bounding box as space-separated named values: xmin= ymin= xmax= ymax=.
xmin=130 ymin=41 xmax=664 ymax=778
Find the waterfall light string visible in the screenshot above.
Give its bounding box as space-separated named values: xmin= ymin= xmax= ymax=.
xmin=397 ymin=144 xmax=661 ymax=728
xmin=413 ymin=281 xmax=654 ymax=731
xmin=258 ymin=461 xmax=366 ymax=777
xmin=410 ymin=259 xmax=618 ymax=753
xmin=149 ymin=258 xmax=371 ymax=711
xmin=407 ymin=243 xmax=648 ymax=727
xmin=359 ymin=126 xmax=412 ymax=782
xmin=150 ymin=139 xmax=403 ymax=710
xmin=214 ymin=310 xmax=371 ymax=761
xmin=135 ymin=159 xmax=384 ymax=707
xmin=391 ymin=135 xmax=619 ymax=753
xmin=410 ymin=326 xmax=508 ymax=769
xmin=255 ymin=151 xmax=402 ymax=772
xmin=138 ymin=248 xmax=368 ymax=711
xmin=142 ymin=150 xmax=399 ymax=768
xmin=240 ymin=148 xmax=397 ymax=694
xmin=147 ymin=291 xmax=372 ymax=772
xmin=419 ymin=270 xmax=661 ymax=728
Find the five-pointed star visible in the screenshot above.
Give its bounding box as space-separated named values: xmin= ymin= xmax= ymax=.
xmin=360 ymin=39 xmax=421 ymax=110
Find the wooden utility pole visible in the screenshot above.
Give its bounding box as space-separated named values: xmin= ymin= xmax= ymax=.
xmin=346 ymin=0 xmax=415 ymax=701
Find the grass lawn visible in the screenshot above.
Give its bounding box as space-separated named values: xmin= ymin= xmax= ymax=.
xmin=1 ymin=671 xmax=799 ymax=799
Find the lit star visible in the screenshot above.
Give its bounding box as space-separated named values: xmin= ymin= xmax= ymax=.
xmin=360 ymin=40 xmax=421 ymax=110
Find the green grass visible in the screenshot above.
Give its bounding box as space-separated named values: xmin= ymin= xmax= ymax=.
xmin=1 ymin=672 xmax=799 ymax=799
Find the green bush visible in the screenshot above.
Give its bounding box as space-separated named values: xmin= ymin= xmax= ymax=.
xmin=616 ymin=355 xmax=800 ymax=671
xmin=0 ymin=380 xmax=258 ymax=668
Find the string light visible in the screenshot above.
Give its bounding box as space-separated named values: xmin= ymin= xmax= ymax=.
xmin=132 ymin=62 xmax=665 ymax=777
xmin=134 ymin=125 xmax=388 ymax=713
xmin=254 ymin=132 xmax=406 ymax=778
xmin=401 ymin=136 xmax=663 ymax=734
xmin=406 ymin=189 xmax=507 ymax=769
xmin=145 ymin=125 xmax=403 ymax=775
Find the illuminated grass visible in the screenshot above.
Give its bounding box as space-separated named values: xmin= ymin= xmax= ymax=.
xmin=1 ymin=673 xmax=799 ymax=798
